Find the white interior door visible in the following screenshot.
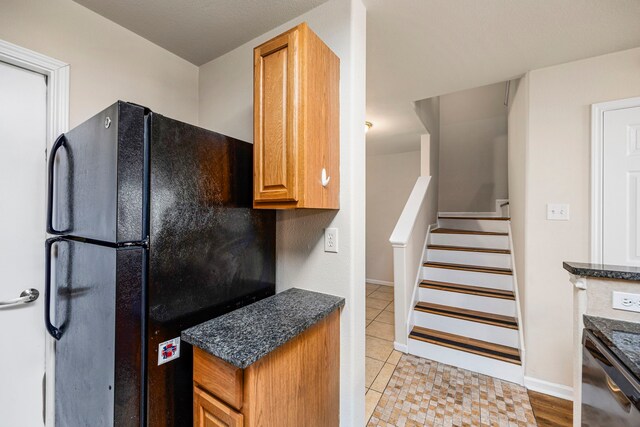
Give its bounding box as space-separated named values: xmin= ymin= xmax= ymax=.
xmin=603 ymin=106 xmax=640 ymax=266
xmin=0 ymin=60 xmax=47 ymax=425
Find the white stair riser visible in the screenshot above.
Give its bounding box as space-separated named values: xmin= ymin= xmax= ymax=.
xmin=426 ymin=249 xmax=511 ymax=269
xmin=430 ymin=233 xmax=509 ymax=249
xmin=413 ymin=311 xmax=519 ymax=347
xmin=408 ymin=338 xmax=524 ymax=385
xmin=418 ymin=287 xmax=516 ymax=317
xmin=422 ymin=267 xmax=513 ymax=290
xmin=438 ymin=218 xmax=508 ymax=233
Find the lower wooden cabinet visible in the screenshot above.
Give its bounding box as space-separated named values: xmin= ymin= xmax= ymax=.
xmin=192 ymin=310 xmax=340 ymax=427
xmin=194 ymin=386 xmax=244 ymax=427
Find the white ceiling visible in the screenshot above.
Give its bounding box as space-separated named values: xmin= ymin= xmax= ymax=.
xmin=72 ymin=0 xmax=327 ymax=65
xmin=364 ymin=0 xmax=640 ymax=155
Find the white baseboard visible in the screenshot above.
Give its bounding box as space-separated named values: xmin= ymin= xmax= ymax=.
xmin=394 ymin=342 xmax=408 ymax=353
xmin=439 ymin=200 xmax=509 ymax=219
xmin=439 ymin=211 xmax=500 ymax=218
xmin=366 ymin=278 xmax=394 ymax=287
xmin=524 ymin=376 xmax=573 ymax=401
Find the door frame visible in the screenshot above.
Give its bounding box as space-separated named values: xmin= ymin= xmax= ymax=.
xmin=0 ymin=39 xmax=69 ymax=426
xmin=591 ymin=96 xmax=640 ymax=264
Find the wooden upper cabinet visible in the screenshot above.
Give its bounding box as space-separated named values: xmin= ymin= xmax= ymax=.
xmin=253 ymin=22 xmax=340 ymax=209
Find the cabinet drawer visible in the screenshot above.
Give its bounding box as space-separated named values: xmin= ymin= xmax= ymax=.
xmin=194 ymin=386 xmax=243 ymax=427
xmin=193 ymin=347 xmax=243 ymax=410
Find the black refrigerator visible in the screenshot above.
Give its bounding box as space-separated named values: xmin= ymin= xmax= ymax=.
xmin=44 ymin=101 xmax=276 ymax=426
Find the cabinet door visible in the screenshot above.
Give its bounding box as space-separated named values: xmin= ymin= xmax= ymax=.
xmin=254 ymin=28 xmax=299 ymax=203
xmin=194 ymin=386 xmax=243 ymax=427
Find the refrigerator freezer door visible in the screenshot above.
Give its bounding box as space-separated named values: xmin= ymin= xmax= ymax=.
xmin=146 ymin=114 xmax=276 ymax=426
xmin=49 ymin=101 xmax=145 ymax=243
xmin=51 ymin=238 xmax=144 ymax=426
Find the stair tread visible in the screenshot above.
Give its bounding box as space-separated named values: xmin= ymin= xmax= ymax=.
xmin=409 ymin=326 xmax=521 ymax=365
xmin=414 ymin=301 xmax=518 ymax=329
xmin=423 ymin=261 xmax=513 ymax=275
xmin=431 ymin=228 xmax=508 ymax=236
xmin=438 ymin=216 xmax=510 ymax=220
xmin=428 ymin=244 xmax=510 ymax=254
xmin=420 ymin=280 xmax=515 ymax=300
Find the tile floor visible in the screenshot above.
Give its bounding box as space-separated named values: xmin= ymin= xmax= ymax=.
xmin=368 ymin=354 xmax=537 ymax=426
xmin=364 ymin=282 xmax=538 ymax=426
xmin=365 ymin=283 xmax=401 ymax=421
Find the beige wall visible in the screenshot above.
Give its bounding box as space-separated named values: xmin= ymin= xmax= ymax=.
xmin=438 ymin=83 xmax=508 ymax=212
xmin=366 ymin=151 xmax=421 ymax=283
xmin=586 ymin=278 xmax=640 ymax=323
xmin=507 ymin=77 xmax=528 ymax=328
xmin=198 ymin=0 xmax=367 ymax=424
xmin=0 ymin=0 xmax=199 ymax=128
xmin=519 ymin=47 xmax=640 ymax=388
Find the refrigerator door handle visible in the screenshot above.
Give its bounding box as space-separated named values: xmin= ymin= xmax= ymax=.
xmin=45 ymin=237 xmax=64 ymax=340
xmin=46 ymin=134 xmax=67 ymax=235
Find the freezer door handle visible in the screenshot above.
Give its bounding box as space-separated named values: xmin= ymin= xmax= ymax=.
xmin=45 ymin=237 xmax=64 ymax=340
xmin=46 ymin=134 xmax=67 ymax=235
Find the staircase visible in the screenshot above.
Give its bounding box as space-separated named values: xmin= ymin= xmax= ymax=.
xmin=407 ymin=216 xmax=524 ymax=384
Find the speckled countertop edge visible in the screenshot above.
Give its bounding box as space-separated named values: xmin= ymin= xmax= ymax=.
xmin=583 ymin=315 xmax=640 ymax=379
xmin=181 ymin=288 xmax=344 ymax=369
xmin=563 ymin=261 xmax=640 ymax=281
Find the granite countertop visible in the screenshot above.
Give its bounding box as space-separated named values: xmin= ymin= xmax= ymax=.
xmin=181 ymin=288 xmax=345 ymax=369
xmin=563 ymin=261 xmax=640 ymax=281
xmin=583 ymin=315 xmax=640 ymax=379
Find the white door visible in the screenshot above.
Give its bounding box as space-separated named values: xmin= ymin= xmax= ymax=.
xmin=603 ymin=106 xmax=640 ymax=266
xmin=0 ymin=60 xmax=47 ymax=425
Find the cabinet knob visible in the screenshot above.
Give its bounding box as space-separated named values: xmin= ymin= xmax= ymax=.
xmin=321 ymin=168 xmax=331 ymax=187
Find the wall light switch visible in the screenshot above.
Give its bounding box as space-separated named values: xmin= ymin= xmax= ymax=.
xmin=612 ymin=291 xmax=640 ymax=313
xmin=325 ymin=228 xmax=338 ymax=253
xmin=547 ymin=203 xmax=570 ymax=220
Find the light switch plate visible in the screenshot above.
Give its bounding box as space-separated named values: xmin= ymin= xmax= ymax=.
xmin=547 ymin=203 xmax=570 ymax=220
xmin=324 ymin=228 xmax=338 ymax=253
xmin=612 ymin=291 xmax=640 ymax=313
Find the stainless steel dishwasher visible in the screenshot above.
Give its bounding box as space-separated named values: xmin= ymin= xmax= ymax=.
xmin=582 ymin=329 xmax=640 ymax=426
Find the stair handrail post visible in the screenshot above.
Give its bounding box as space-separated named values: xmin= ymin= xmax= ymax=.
xmin=389 ymin=176 xmax=432 ymax=351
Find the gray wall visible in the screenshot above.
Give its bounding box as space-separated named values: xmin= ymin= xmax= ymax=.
xmin=438 ymin=82 xmax=508 ymax=213
xmin=366 ymin=150 xmax=421 ymax=282
xmin=365 ymin=99 xmax=440 ymax=284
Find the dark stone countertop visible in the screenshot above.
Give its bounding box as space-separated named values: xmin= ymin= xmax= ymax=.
xmin=563 ymin=261 xmax=640 ymax=281
xmin=583 ymin=315 xmax=640 ymax=379
xmin=181 ymin=288 xmax=344 ymax=369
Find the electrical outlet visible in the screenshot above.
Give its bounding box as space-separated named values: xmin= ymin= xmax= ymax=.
xmin=612 ymin=291 xmax=640 ymax=313
xmin=324 ymin=228 xmax=338 ymax=253
xmin=547 ymin=203 xmax=570 ymax=220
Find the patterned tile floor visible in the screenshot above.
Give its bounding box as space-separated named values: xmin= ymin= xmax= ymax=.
xmin=367 ymin=354 xmax=537 ymax=427
xmin=365 ymin=283 xmax=537 ymax=427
